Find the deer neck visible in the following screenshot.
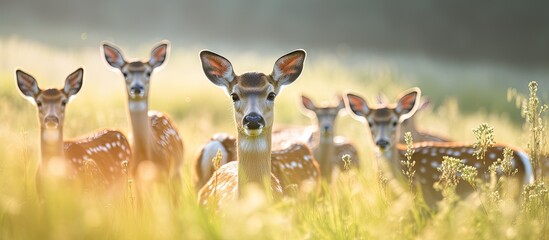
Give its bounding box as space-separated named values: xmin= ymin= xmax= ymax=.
xmin=40 ymin=127 xmax=64 ymax=164
xmin=387 ymin=133 xmax=404 ymax=177
xmin=128 ymin=100 xmax=152 ymax=165
xmin=316 ymin=131 xmax=335 ymax=181
xmin=237 ymin=127 xmax=272 ymax=197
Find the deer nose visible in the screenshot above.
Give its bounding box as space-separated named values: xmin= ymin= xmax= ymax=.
xmin=243 ymin=113 xmax=265 ymax=130
xmin=323 ymin=125 xmax=331 ymax=132
xmin=130 ymin=86 xmax=144 ymax=96
xmin=44 ymin=116 xmax=59 ymax=128
xmin=376 ymin=139 xmax=390 ymax=149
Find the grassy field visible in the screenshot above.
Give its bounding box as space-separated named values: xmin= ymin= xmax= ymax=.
xmin=0 ymin=38 xmax=548 ymax=239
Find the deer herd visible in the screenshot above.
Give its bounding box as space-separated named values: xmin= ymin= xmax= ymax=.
xmin=15 ymin=40 xmax=542 ymax=209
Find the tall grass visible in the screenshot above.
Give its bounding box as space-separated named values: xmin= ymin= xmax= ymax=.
xmin=0 ymin=38 xmax=548 ymax=239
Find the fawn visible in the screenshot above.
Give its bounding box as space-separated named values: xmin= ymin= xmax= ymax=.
xmin=102 ymin=42 xmax=184 ymax=194
xmin=16 ymin=68 xmax=131 ymax=195
xmin=197 ymin=50 xmax=320 ymax=206
xmin=344 ymin=88 xmax=533 ymax=206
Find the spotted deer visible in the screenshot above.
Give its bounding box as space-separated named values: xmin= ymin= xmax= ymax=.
xmin=197 ymin=50 xmax=320 ymax=206
xmin=344 ymin=88 xmax=534 ymax=207
xmin=102 ymin=42 xmax=184 ymax=189
xmin=283 ymin=95 xmax=359 ymax=182
xmin=16 ymin=68 xmax=131 ymax=194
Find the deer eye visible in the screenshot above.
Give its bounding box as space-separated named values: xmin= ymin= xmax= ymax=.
xmin=231 ymin=93 xmax=240 ymax=102
xmin=368 ymin=121 xmax=373 ymax=127
xmin=36 ymin=101 xmax=42 ymax=107
xmin=267 ymin=92 xmax=276 ymax=101
xmin=392 ymin=121 xmax=398 ymax=127
xmin=146 ymin=72 xmax=151 ymax=77
xmin=123 ymin=72 xmax=128 ymax=78
xmin=61 ymin=100 xmax=68 ymax=107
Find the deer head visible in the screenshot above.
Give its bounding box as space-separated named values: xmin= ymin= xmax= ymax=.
xmin=102 ymin=41 xmax=168 ymax=109
xmin=345 ymin=88 xmax=421 ymax=152
xmin=301 ymin=95 xmax=345 ymax=136
xmin=200 ymin=50 xmax=306 ymax=139
xmin=16 ymin=68 xmax=84 ymax=132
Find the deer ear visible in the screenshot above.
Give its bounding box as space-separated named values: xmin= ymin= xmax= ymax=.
xmin=301 ymin=95 xmax=317 ymax=111
xmin=344 ymin=93 xmax=370 ymax=121
xmin=334 ymin=95 xmax=345 ymax=111
xmin=200 ymin=50 xmax=236 ymax=89
xmin=102 ymin=42 xmax=125 ymax=69
xmin=418 ymin=97 xmax=431 ymax=112
xmin=272 ymin=49 xmax=306 ymax=87
xmin=16 ymin=70 xmax=40 ymax=99
xmin=64 ymin=68 xmax=84 ymax=99
xmin=149 ymin=42 xmax=169 ymax=68
xmin=396 ymin=87 xmax=421 ymax=119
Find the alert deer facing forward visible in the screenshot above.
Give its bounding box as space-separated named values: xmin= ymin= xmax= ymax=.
xmin=102 ymin=42 xmax=184 ymax=190
xmin=16 ymin=69 xmax=131 ymax=195
xmin=344 ymin=88 xmax=534 ymax=207
xmin=197 ymin=50 xmax=320 ymax=206
xmin=284 ymin=95 xmax=359 ymax=182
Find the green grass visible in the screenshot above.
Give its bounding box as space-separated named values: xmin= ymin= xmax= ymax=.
xmin=0 ymin=38 xmax=548 ymax=239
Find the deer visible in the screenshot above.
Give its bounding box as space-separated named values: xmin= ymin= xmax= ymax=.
xmin=16 ymin=68 xmax=132 ymax=195
xmin=344 ymin=88 xmax=534 ymax=207
xmin=197 ymin=49 xmax=320 ymax=206
xmin=277 ymin=95 xmax=359 ymax=182
xmin=102 ymin=41 xmax=184 ymax=192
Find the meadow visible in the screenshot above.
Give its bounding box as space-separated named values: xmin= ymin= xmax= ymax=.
xmin=0 ymin=37 xmax=548 ymax=239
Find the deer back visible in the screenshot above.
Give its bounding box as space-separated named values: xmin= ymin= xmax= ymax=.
xmin=149 ymin=111 xmax=184 ymax=176
xmin=271 ymin=142 xmax=320 ymax=195
xmin=64 ymin=129 xmax=131 ymax=187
